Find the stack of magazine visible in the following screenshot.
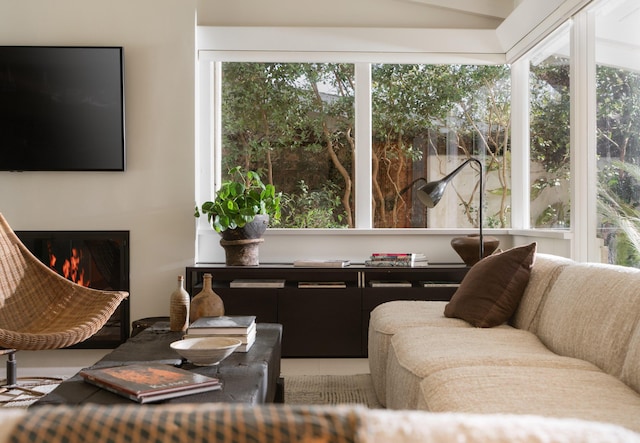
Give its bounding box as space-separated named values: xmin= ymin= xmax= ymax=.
xmin=185 ymin=315 xmax=256 ymax=352
xmin=364 ymin=253 xmax=428 ymax=267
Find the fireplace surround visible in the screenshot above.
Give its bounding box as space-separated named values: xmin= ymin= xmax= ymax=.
xmin=15 ymin=230 xmax=130 ymax=348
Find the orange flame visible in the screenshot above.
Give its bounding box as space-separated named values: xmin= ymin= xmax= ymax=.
xmin=48 ymin=242 xmax=90 ymax=287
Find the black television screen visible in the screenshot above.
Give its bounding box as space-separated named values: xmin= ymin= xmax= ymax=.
xmin=0 ymin=46 xmax=125 ymax=171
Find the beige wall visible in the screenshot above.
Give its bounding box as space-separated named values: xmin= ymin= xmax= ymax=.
xmin=0 ymin=0 xmax=197 ymax=329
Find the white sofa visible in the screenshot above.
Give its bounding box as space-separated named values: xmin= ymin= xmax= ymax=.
xmin=368 ymin=247 xmax=640 ymax=433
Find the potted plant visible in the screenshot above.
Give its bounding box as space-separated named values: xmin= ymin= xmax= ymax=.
xmin=195 ymin=167 xmax=281 ymax=265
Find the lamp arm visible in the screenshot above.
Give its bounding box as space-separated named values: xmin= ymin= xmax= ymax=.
xmin=444 ymin=158 xmax=484 ymax=260
xmin=397 ymin=177 xmax=428 ymax=197
xmin=468 ymin=158 xmax=484 ymax=260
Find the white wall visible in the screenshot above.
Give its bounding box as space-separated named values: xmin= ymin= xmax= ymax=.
xmin=0 ymin=0 xmax=197 ymax=374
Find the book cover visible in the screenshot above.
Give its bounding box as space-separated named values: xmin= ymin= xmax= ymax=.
xmin=79 ymin=363 xmax=221 ymax=403
xmin=293 ymin=259 xmax=351 ymax=268
xmin=230 ymin=279 xmax=285 ymax=288
xmin=187 ymin=315 xmax=256 ymax=334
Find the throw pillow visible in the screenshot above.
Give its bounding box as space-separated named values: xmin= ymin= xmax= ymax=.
xmin=444 ymin=242 xmax=537 ymax=328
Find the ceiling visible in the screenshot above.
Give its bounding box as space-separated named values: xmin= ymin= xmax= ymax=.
xmin=401 ymin=0 xmax=517 ymax=20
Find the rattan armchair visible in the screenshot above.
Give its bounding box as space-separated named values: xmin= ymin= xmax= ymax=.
xmin=0 ymin=213 xmax=129 ymax=398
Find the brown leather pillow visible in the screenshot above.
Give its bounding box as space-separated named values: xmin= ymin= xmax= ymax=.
xmin=444 ymin=242 xmax=537 ymax=327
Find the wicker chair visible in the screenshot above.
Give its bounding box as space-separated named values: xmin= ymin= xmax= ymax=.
xmin=0 ymin=213 xmax=129 ymax=399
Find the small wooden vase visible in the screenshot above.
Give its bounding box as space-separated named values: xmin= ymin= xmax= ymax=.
xmin=169 ymin=275 xmax=190 ymax=332
xmin=189 ymin=273 xmax=225 ymax=323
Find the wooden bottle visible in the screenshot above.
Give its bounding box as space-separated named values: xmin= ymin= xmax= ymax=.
xmin=189 ymin=273 xmax=224 ymax=322
xmin=169 ymin=275 xmax=190 ymax=331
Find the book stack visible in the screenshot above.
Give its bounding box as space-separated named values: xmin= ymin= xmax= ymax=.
xmin=365 ymin=253 xmax=423 ymax=267
xmin=185 ymin=315 xmax=257 ymax=352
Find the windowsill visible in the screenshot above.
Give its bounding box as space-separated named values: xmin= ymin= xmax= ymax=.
xmin=198 ymin=227 xmax=570 ymax=238
xmin=508 ymin=229 xmax=572 ymax=239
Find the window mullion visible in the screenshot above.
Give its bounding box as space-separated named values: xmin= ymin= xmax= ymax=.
xmin=354 ymin=63 xmax=372 ymax=229
xmin=510 ymin=58 xmax=530 ymax=229
xmin=570 ymin=11 xmax=597 ymax=262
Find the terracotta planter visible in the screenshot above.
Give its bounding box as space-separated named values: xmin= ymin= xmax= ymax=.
xmin=219 ymin=215 xmax=269 ymax=266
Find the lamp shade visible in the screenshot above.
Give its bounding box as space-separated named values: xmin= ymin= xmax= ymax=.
xmin=416 ymin=180 xmax=447 ymax=208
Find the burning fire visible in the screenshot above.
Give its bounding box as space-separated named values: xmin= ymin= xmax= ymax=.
xmin=47 ymin=242 xmax=90 ymax=287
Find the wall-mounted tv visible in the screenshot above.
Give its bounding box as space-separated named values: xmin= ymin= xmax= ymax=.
xmin=0 ymin=46 xmax=125 ymax=171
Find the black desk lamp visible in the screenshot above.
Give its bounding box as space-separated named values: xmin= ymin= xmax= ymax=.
xmin=415 ymin=158 xmax=485 ymax=261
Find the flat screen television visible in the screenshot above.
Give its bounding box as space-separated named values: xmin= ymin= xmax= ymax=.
xmin=0 ymin=46 xmax=125 ymax=171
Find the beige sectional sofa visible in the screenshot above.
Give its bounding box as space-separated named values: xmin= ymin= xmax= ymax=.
xmin=369 ymin=249 xmax=640 ymax=433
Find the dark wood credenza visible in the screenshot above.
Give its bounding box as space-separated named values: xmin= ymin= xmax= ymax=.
xmin=186 ymin=264 xmax=468 ymax=358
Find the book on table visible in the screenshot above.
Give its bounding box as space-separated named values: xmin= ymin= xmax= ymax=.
xmin=292 ymin=259 xmax=351 ymax=268
xmin=187 ymin=315 xmax=256 ymax=335
xmin=184 ymin=325 xmax=257 ymax=352
xmin=79 ymin=363 xmax=221 ymax=404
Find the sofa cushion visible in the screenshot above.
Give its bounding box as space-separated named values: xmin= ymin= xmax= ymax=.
xmin=536 ymin=262 xmax=640 ymax=379
xmin=419 ymin=365 xmax=640 ymax=433
xmin=385 ymin=325 xmax=598 ymax=410
xmin=444 ymin=242 xmax=537 ymax=327
xmin=622 ymin=323 xmax=640 ymax=393
xmin=368 ymin=301 xmax=471 ymax=407
xmin=511 ymin=253 xmax=573 ymax=333
xmin=361 ymin=409 xmax=640 ymax=443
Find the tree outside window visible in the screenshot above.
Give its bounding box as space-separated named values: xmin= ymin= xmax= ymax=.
xmin=220 ymin=62 xmax=512 ymax=229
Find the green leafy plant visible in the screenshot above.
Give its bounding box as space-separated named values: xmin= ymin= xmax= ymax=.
xmin=195 ymin=167 xmax=281 ymax=233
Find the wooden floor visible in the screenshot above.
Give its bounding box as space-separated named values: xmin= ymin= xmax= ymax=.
xmin=5 ymin=349 xmax=370 ymax=379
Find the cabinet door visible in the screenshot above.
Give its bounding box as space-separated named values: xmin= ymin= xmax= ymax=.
xmin=215 ymin=288 xmax=278 ymax=324
xmin=278 ymin=288 xmax=361 ymax=357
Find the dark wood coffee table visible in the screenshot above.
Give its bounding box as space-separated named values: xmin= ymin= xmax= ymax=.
xmin=34 ymin=323 xmax=283 ymax=406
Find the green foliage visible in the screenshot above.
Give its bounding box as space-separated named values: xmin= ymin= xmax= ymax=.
xmin=195 ymin=167 xmax=282 ymax=233
xmin=598 ymin=162 xmax=640 ymax=266
xmin=279 ymin=181 xmax=347 ymax=228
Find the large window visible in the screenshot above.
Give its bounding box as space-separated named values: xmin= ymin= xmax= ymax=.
xmin=211 ymin=60 xmax=512 ymax=230
xmin=528 ymin=27 xmax=571 ymax=229
xmin=371 ymin=65 xmax=511 ymax=229
xmin=594 ymin=0 xmax=640 ymax=266
xmin=220 ymin=62 xmax=354 ymax=228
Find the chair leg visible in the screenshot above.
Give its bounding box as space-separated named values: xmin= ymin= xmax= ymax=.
xmin=6 ymin=352 xmax=16 ymax=386
xmin=1 ymin=351 xmax=62 ymax=403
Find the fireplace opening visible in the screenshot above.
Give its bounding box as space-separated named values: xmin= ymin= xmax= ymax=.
xmin=15 ymin=230 xmax=130 ymax=348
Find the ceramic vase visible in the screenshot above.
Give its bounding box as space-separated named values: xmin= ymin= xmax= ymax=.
xmin=189 ymin=273 xmax=225 ymax=322
xmin=169 ymin=275 xmax=190 ymax=332
xmin=450 ymin=234 xmax=500 ymax=266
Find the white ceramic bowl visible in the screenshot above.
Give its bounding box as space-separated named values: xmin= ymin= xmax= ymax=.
xmin=170 ymin=336 xmax=242 ymax=366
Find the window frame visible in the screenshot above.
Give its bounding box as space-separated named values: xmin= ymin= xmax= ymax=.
xmin=196 ymin=27 xmax=508 ymax=233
